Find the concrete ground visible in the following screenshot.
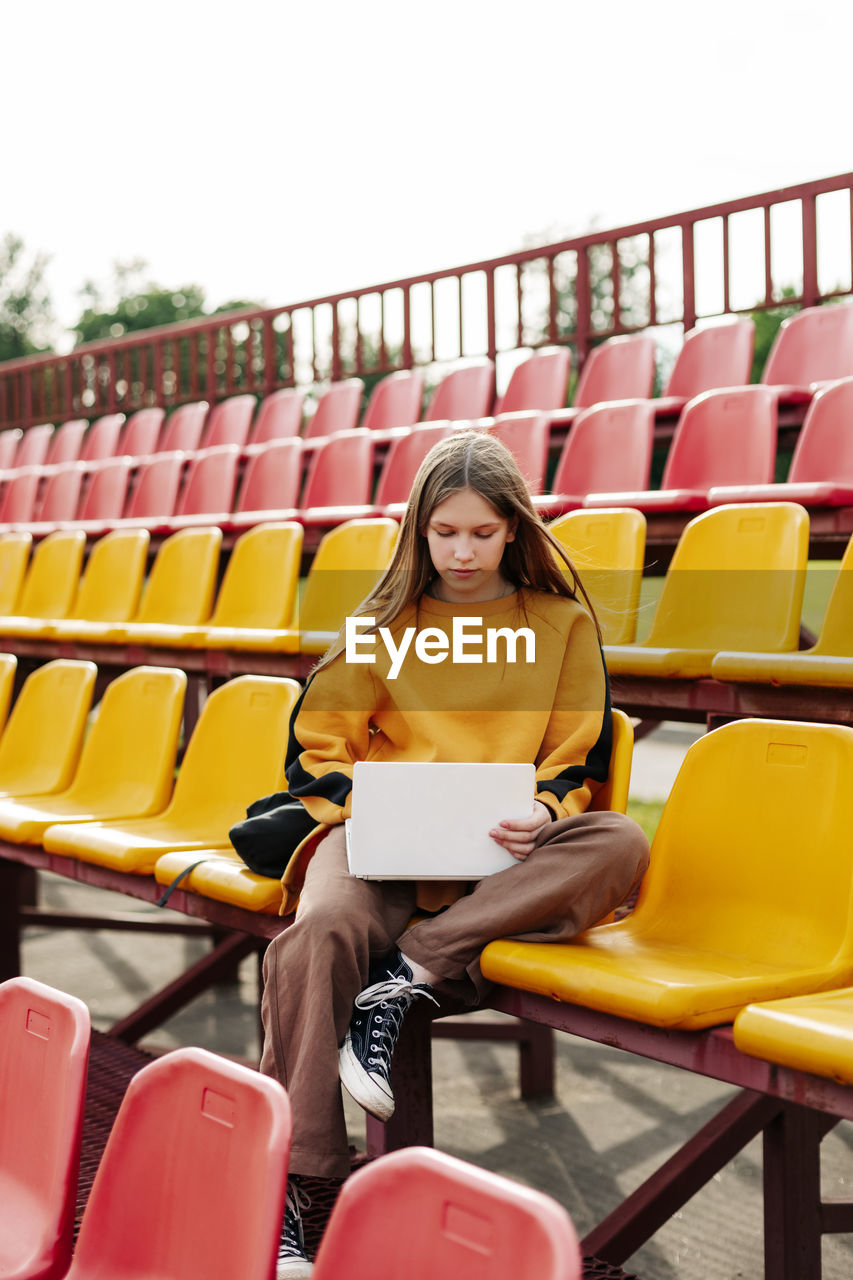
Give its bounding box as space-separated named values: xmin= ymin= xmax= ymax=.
xmin=19 ymin=722 xmax=853 ymax=1280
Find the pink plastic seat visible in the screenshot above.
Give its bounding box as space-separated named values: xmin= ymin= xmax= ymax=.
xmin=653 ymin=319 xmax=755 ymax=415
xmin=760 ymin=302 xmax=853 ymax=402
xmin=376 ymin=421 xmax=457 ymax=517
xmin=709 ymin=376 xmax=853 ymax=507
xmin=0 ymin=976 xmax=90 ymax=1280
xmin=298 ymin=429 xmax=376 ymax=525
xmin=424 ymin=359 xmax=495 ymax=421
xmin=118 ymin=407 xmax=165 ymax=456
xmin=79 ymin=413 xmax=125 ymax=462
xmin=486 ymin=412 xmax=550 ymax=494
xmin=80 ymin=452 xmax=187 ymax=536
xmin=0 ymin=430 xmax=22 ymax=468
xmin=65 ymin=1047 xmax=292 ymax=1280
xmin=573 ymin=334 xmax=656 ymax=408
xmin=199 ymin=393 xmax=256 ymax=450
xmin=585 ymin=385 xmax=777 ymax=513
xmin=11 ymin=424 xmax=53 ymax=468
xmin=156 ymin=401 xmax=209 ymax=453
xmin=311 ymin=1146 xmax=581 ymax=1280
xmin=154 ymin=445 xmax=242 ymax=532
xmin=44 ymin=419 xmax=88 ymax=465
xmin=498 ymin=347 xmax=570 ymax=413
xmin=0 ymin=469 xmax=42 ymax=526
xmin=20 ymin=464 xmax=87 ymax=536
xmin=360 ymin=368 xmax=425 ymax=432
xmin=248 ymin=387 xmax=305 ymax=445
xmin=532 ymin=399 xmax=656 ymax=518
xmin=73 ymin=457 xmax=134 ymax=524
xmin=303 ymin=379 xmax=364 ymax=439
xmin=219 ymin=439 xmax=304 ymax=531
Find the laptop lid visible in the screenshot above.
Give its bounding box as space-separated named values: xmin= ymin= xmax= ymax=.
xmin=346 ymin=760 xmax=536 ymax=880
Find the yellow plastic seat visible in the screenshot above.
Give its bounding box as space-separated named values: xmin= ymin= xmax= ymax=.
xmin=549 ymin=509 xmax=646 ymax=645
xmin=127 ymin=522 xmax=303 ymax=649
xmin=0 ymin=529 xmax=150 ymax=639
xmin=0 ymin=666 xmax=186 ymax=844
xmin=0 ymin=530 xmax=86 ymax=633
xmin=0 ymin=654 xmax=16 ymax=736
xmin=64 ymin=527 xmax=222 ymax=645
xmin=604 ymin=503 xmax=808 ymax=678
xmin=712 ymin=530 xmax=853 ymax=686
xmin=44 ymin=675 xmax=301 ymax=875
xmin=0 ymin=532 xmax=32 ymax=614
xmin=481 ymin=718 xmax=853 ymax=1029
xmin=734 ymin=988 xmax=853 ymax=1085
xmin=0 ymin=660 xmax=97 ymax=798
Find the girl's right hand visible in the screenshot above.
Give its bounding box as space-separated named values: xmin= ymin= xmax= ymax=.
xmin=489 ymin=800 xmax=553 ymax=861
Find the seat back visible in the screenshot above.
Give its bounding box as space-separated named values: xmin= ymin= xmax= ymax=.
xmin=360 ymin=368 xmax=425 ymax=431
xmin=157 ymin=401 xmax=209 ymax=452
xmin=69 ymin=528 xmax=150 ymax=623
xmin=120 ymin=407 xmax=165 ymax=456
xmin=311 ymin=1146 xmax=581 ymax=1280
xmin=788 ymin=376 xmax=853 ymax=484
xmin=808 ymin=530 xmax=853 ymax=657
xmin=250 ymin=387 xmax=305 ymax=443
xmin=373 ymin=422 xmax=455 ymax=506
xmin=660 ymin=386 xmax=777 ymax=490
xmin=300 ymin=430 xmax=374 ymax=508
xmin=424 ymin=359 xmax=496 ymax=421
xmin=134 ymin=526 xmax=222 ymax=626
xmin=0 ymin=653 xmax=16 ymax=734
xmin=235 ymin=440 xmax=303 ymax=513
xmin=174 ymin=445 xmax=241 ymax=516
xmin=0 ymin=429 xmax=22 ymax=468
xmin=300 ymin=519 xmax=398 ymax=634
xmin=487 ymin=412 xmax=550 ymax=493
xmin=0 ymin=468 xmax=41 ymax=523
xmin=15 ymin=530 xmax=86 ymax=620
xmin=125 ymin=451 xmax=187 ymax=520
xmin=644 ymin=502 xmax=808 ymax=653
xmin=761 ymin=303 xmax=853 ymax=387
xmin=303 ymin=379 xmax=364 ymax=439
xmin=208 ymin=523 xmax=303 ymax=629
xmin=14 ymin=423 xmax=53 ymax=467
xmin=76 ymin=457 xmax=133 ymax=521
xmin=201 ymin=394 xmax=256 ymax=449
xmin=573 ymin=334 xmax=656 ymax=408
xmin=589 ymin=708 xmax=633 ymax=815
xmin=631 ymin=719 xmax=853 ymax=969
xmin=549 ymin=508 xmax=647 ymax=645
xmin=61 ymin=665 xmax=187 ymax=814
xmin=499 ymin=348 xmax=571 ymax=413
xmin=0 ymin=531 xmax=31 ymax=613
xmin=0 ymin=977 xmax=90 ymax=1280
xmin=34 ymin=463 xmax=85 ymax=522
xmin=551 ymin=399 xmax=656 ymax=497
xmin=0 ymin=659 xmax=97 ymax=796
xmin=67 ymin=1047 xmax=291 ymax=1280
xmin=79 ymin=413 xmax=125 ymax=461
xmin=664 ymin=320 xmax=755 ymax=398
xmin=45 ymin=419 xmax=88 ymax=464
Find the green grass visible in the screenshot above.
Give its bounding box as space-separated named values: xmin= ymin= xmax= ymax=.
xmin=626 ymin=797 xmax=664 ymax=844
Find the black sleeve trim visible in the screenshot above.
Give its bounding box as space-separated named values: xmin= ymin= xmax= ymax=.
xmin=284 ymin=674 xmax=354 ymax=809
xmin=536 ymin=650 xmax=613 ymax=803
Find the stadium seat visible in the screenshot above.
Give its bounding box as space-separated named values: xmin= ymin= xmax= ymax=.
xmin=298 ymin=429 xmax=376 ymax=525
xmin=481 ymin=718 xmax=853 ymax=1028
xmin=70 ymin=456 xmax=134 ymax=524
xmin=118 ymin=406 xmax=165 ymax=456
xmin=0 ymin=665 xmax=187 ymax=843
xmin=377 ymin=421 xmax=457 ymax=518
xmin=0 ymin=468 xmax=41 ymax=526
xmin=198 ymin=393 xmax=256 ymax=450
xmin=549 ymin=508 xmax=647 ymax=645
xmin=0 ymin=429 xmax=21 ymax=468
xmin=44 ymin=674 xmax=300 ymax=874
xmin=0 ymin=654 xmax=15 ymax=734
xmin=13 ymin=423 xmax=53 ymax=467
xmin=156 ymin=400 xmax=209 ymax=453
xmin=0 ymin=660 xmax=97 ymax=798
xmin=153 ymin=444 xmax=241 ymax=532
xmin=311 ymin=1146 xmax=582 ymax=1280
xmin=711 ymin=527 xmax=853 ymax=686
xmin=533 ymin=399 xmax=656 ymax=518
xmin=424 ymin=359 xmax=495 ymax=421
xmin=217 ymin=439 xmax=303 ymax=531
xmin=78 ymin=412 xmax=125 ymax=462
xmin=760 ymin=302 xmax=853 ymax=401
xmin=734 ymin=988 xmax=853 ymax=1085
xmin=653 ymin=319 xmax=755 ymax=415
xmin=0 ymin=530 xmax=86 ymax=632
xmin=708 ymin=376 xmax=853 ymax=507
xmin=114 ymin=450 xmax=188 ymax=528
xmin=0 ymin=976 xmax=90 ymax=1280
xmin=486 ymin=411 xmax=550 ymax=494
xmin=44 ymin=418 xmax=88 ymax=465
xmin=248 ymin=386 xmax=305 ymax=445
xmin=585 ymin=385 xmax=777 ymax=513
xmin=498 ymin=347 xmax=570 ymax=413
xmin=360 ymin=368 xmax=425 ymax=431
xmin=0 ymin=531 xmax=31 ymax=613
xmin=25 ymin=462 xmax=86 ymax=530
xmin=65 ymin=1047 xmax=292 ymax=1280
xmin=604 ymin=503 xmax=808 ymax=677
xmin=302 ymin=378 xmax=364 ymax=440
xmin=65 ymin=525 xmax=221 ymax=644
xmin=567 ymin=333 xmax=656 ymax=418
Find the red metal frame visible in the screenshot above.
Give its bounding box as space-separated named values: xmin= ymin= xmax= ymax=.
xmin=2 ymin=175 xmax=852 ymax=431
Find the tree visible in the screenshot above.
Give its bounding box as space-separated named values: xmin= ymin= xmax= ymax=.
xmin=0 ymin=233 xmax=55 ymax=361
xmin=72 ymin=260 xmax=208 ymax=346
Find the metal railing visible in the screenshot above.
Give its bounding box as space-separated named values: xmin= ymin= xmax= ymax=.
xmin=1 ymin=173 xmax=852 ymax=431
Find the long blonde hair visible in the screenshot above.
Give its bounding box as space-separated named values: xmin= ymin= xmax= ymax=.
xmin=314 ymin=430 xmax=599 ymax=671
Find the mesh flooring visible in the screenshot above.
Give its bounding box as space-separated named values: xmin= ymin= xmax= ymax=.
xmin=82 ymin=1031 xmax=641 ymax=1279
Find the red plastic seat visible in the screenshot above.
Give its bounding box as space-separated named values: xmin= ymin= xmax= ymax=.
xmin=653 ymin=319 xmax=755 ymax=415
xmin=73 ymin=457 xmax=134 ymax=524
xmin=298 ymin=430 xmax=375 ymax=525
xmin=532 ymin=399 xmax=656 ymax=518
xmin=0 ymin=430 xmax=22 ymax=468
xmin=498 ymin=347 xmax=570 ymax=413
xmin=760 ymin=302 xmax=853 ymax=402
xmin=248 ymin=387 xmax=305 ymax=444
xmin=79 ymin=413 xmax=125 ymax=461
xmin=44 ymin=419 xmax=88 ymax=465
xmin=376 ymin=421 xmax=457 ymax=516
xmin=360 ymin=368 xmax=425 ymax=432
xmin=709 ymin=376 xmax=853 ymax=507
xmin=219 ymin=439 xmax=304 ymax=531
xmin=0 ymin=469 xmax=41 ymax=526
xmin=573 ymin=333 xmax=656 ymax=408
xmin=303 ymin=378 xmax=364 ymax=439
xmin=155 ymin=445 xmax=242 ymax=532
xmin=11 ymin=424 xmax=53 ymax=468
xmin=311 ymin=1146 xmax=581 ymax=1280
xmin=65 ymin=1047 xmax=292 ymax=1280
xmin=118 ymin=407 xmax=165 ymax=456
xmin=156 ymin=401 xmax=209 ymax=452
xmin=199 ymin=393 xmax=256 ymax=450
xmin=424 ymin=359 xmax=495 ymax=421
xmin=585 ymin=385 xmax=777 ymax=513
xmin=0 ymin=976 xmax=90 ymax=1280
xmin=486 ymin=411 xmax=550 ymax=493
xmin=20 ymin=464 xmax=87 ymax=536
xmin=79 ymin=452 xmax=187 ymax=536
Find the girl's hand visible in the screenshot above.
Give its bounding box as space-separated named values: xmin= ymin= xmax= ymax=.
xmin=489 ymin=800 xmax=553 ymax=861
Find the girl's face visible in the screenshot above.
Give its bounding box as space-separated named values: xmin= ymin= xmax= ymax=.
xmin=425 ymin=487 xmax=517 ymax=603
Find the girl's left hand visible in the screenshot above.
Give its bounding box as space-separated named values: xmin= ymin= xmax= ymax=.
xmin=490 ymin=800 xmax=553 ymax=861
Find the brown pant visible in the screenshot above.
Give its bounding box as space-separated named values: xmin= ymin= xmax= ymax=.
xmin=260 ymin=809 xmax=649 ymax=1177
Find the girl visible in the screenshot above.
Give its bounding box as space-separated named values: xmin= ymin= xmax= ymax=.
xmin=262 ymin=430 xmax=649 ymax=1277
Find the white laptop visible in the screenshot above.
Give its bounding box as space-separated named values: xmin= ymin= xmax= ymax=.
xmin=345 ymin=761 xmax=536 ymax=880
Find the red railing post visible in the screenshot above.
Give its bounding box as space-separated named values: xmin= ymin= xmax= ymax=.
xmin=801 ymin=193 xmax=819 ymax=307
xmin=682 ymin=220 xmax=697 ymax=333
xmin=575 ymin=245 xmax=591 ymax=370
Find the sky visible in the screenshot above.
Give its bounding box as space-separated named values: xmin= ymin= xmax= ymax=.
xmin=3 ymin=0 xmax=853 ymax=351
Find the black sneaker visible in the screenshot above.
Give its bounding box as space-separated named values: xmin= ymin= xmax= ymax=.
xmin=339 ymin=952 xmax=438 ymax=1121
xmin=276 ymin=1178 xmax=313 ymax=1278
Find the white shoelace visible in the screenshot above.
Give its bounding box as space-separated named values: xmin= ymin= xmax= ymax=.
xmin=354 ymin=976 xmax=439 ymax=1073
